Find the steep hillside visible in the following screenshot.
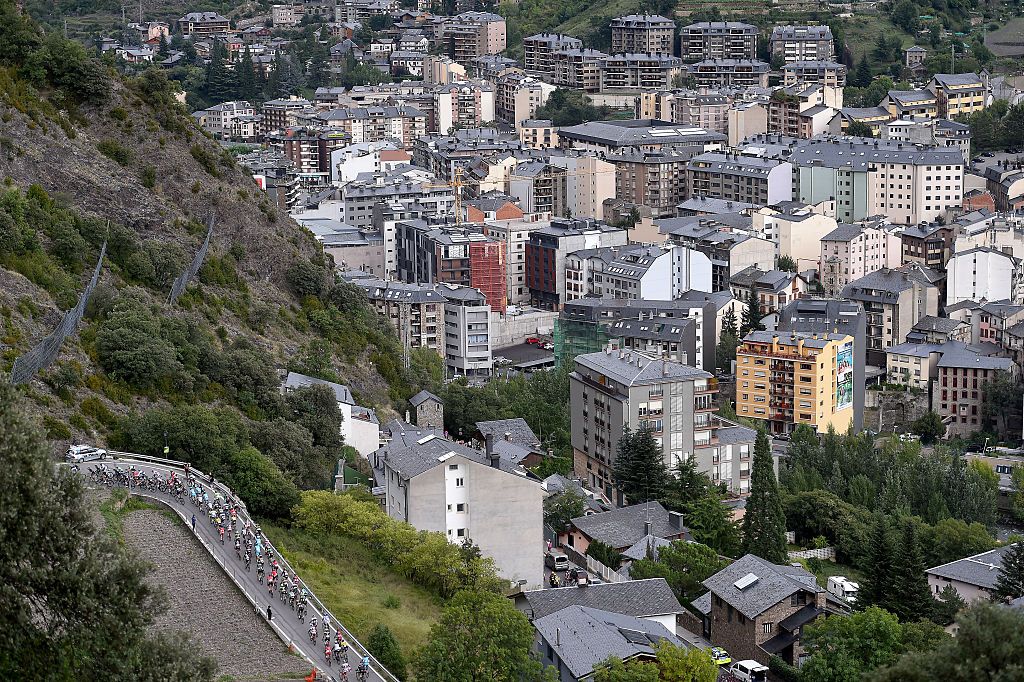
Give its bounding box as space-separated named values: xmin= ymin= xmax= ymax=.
xmin=0 ymin=2 xmax=421 ymax=506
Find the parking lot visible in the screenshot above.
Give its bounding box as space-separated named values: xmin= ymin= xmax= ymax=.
xmin=494 ymin=338 xmax=555 ymax=374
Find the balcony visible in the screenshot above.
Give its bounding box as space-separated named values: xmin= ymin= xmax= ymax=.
xmin=694 ymin=377 xmax=719 ymax=394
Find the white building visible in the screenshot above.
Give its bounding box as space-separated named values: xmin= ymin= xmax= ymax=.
xmin=751 ymin=202 xmax=838 ymax=271
xmin=819 ymin=221 xmax=903 ymax=296
xmin=200 ymin=100 xmax=255 ymax=139
xmin=946 ymin=246 xmax=1023 ymax=307
xmin=927 ymin=543 xmax=1021 ymax=604
xmin=436 ymin=284 xmax=493 ymax=379
xmin=281 ymin=372 xmax=380 ymax=456
xmin=597 ymin=245 xmax=713 ymax=300
xmin=329 ymin=141 xmax=408 ymax=184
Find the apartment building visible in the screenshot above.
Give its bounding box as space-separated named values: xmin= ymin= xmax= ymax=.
xmin=730 ymin=266 xmax=808 ymax=317
xmin=819 ymin=221 xmax=903 ymax=297
xmin=882 ymin=89 xmax=939 ymax=119
xmin=551 ymin=48 xmax=607 ymax=92
xmin=769 ymin=25 xmax=834 ymax=63
xmin=495 ymin=74 xmax=555 ymax=126
xmin=610 ymin=151 xmax=693 ymax=218
xmin=691 ymin=59 xmax=770 ymax=88
xmin=828 ymin=106 xmax=893 ymax=137
xmin=341 ymin=173 xmax=455 ymax=229
xmin=686 ymin=152 xmax=793 ymax=206
xmin=260 ymin=96 xmax=314 ymax=135
xmin=609 ymin=14 xmax=676 ymax=55
xmin=558 ymin=119 xmax=726 ymax=156
xmin=439 ymin=12 xmax=507 ymax=64
xmin=776 ymin=298 xmax=866 ymax=431
xmin=901 ymin=222 xmax=956 ymax=269
xmin=781 ymin=136 xmax=965 ymax=225
xmin=635 ymin=91 xmax=731 ymax=134
xmin=946 ymin=246 xmax=1023 ymax=307
xmin=435 ymin=81 xmax=496 ymax=132
xmin=519 ymin=119 xmax=559 ymax=149
xmin=345 ymin=278 xmax=445 ymax=352
xmin=927 ymin=73 xmax=987 ymax=118
xmin=595 ymin=245 xmax=713 ymax=300
xmin=936 ymin=345 xmax=1017 ymax=436
xmin=750 ymin=202 xmax=837 ymax=271
xmin=274 ymin=127 xmax=352 ymax=182
xmin=509 ymin=161 xmax=568 ymax=216
xmin=436 ymin=283 xmax=494 ymax=378
xmin=882 ymin=118 xmax=972 ymax=162
xmin=660 ymin=214 xmax=775 ymax=292
xmin=767 ymin=84 xmax=843 ymax=139
xmin=549 ymin=155 xmax=618 ymax=219
xmin=481 ymin=217 xmax=542 ymax=305
xmin=471 ymin=54 xmax=521 ymax=81
xmin=728 ymin=102 xmax=769 ymax=146
xmin=395 ymin=220 xmax=507 ymax=313
xmin=600 ymin=53 xmax=684 ymax=92
xmin=679 ymin=22 xmax=758 ymax=61
xmin=782 ymin=61 xmax=847 ymax=88
xmin=984 ymin=165 xmax=1024 ymax=211
xmin=522 ymin=33 xmax=583 ymax=77
xmin=177 ymin=11 xmax=230 ymax=36
xmin=735 ymin=330 xmax=856 ymax=435
xmin=525 ymin=219 xmax=628 ymax=309
xmin=371 ymin=430 xmax=543 ymax=586
xmin=200 ymin=100 xmax=255 ymax=139
xmin=569 ymin=348 xmax=723 ymax=500
xmin=841 ymin=265 xmax=941 ymax=366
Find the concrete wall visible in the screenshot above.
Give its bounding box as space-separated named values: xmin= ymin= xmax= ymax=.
xmin=347 ymin=417 xmax=381 ymax=457
xmin=927 ymin=575 xmax=992 ymax=604
xmin=491 ymin=309 xmax=558 ymax=347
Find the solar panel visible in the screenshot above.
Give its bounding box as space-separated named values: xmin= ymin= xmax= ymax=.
xmin=618 ymin=628 xmax=652 ymax=645
xmin=734 ymin=572 xmax=760 ymax=590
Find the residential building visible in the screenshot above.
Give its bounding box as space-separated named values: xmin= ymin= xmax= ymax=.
xmin=927 ymin=73 xmax=987 ymax=118
xmin=690 ymin=59 xmax=770 ymax=88
xmin=261 ymin=96 xmax=314 ymax=135
xmin=273 ymin=127 xmax=352 ymax=183
xmin=686 ymin=152 xmax=793 ymax=206
xmin=906 ymin=316 xmax=970 ymax=344
xmin=434 ymin=81 xmax=496 ymax=132
xmin=936 ymin=344 xmax=1018 ymax=436
xmin=882 ymin=118 xmax=972 ymax=162
xmin=600 ymin=53 xmax=684 ymax=92
xmin=727 ymin=102 xmax=769 ymax=146
xmin=610 ymin=14 xmax=676 ymax=55
xmin=519 ymin=119 xmax=559 ymax=149
xmin=282 ymin=372 xmax=380 ymax=456
xmin=535 ymin=606 xmax=688 ymax=682
xmin=679 ymin=22 xmax=758 ymax=61
xmin=314 ymin=105 xmax=427 ymax=145
xmin=439 ymin=11 xmax=507 ymax=64
xmin=660 ymin=214 xmax=775 ymax=292
xmin=827 ymin=106 xmax=893 ymax=137
xmin=697 ymin=554 xmax=827 ymax=667
xmin=751 ymin=202 xmax=838 ymax=271
xmin=562 ymin=501 xmax=690 ymax=551
xmin=345 ymin=278 xmax=444 ymax=352
xmin=927 ymin=543 xmax=1021 ymax=604
xmin=635 ymin=91 xmax=731 ymax=134
xmin=390 ymin=50 xmax=426 ymax=77
xmin=523 ymin=33 xmax=583 ymax=77
xmin=410 ymin=389 xmax=444 ymax=429
xmin=200 ymin=100 xmax=255 ymax=139
xmin=525 ymin=219 xmax=628 ymax=309
xmin=510 ymin=161 xmax=568 ymax=217
xmin=782 ymin=61 xmax=847 ymax=88
xmin=901 ymin=222 xmax=956 ymax=269
xmin=569 ymin=349 xmax=720 ymax=500
xmin=557 ymin=119 xmax=726 ymax=156
xmin=595 ymin=245 xmax=713 ymax=300
xmin=735 ymin=330 xmax=856 ymax=435
xmin=610 ymin=151 xmax=693 ymax=218
xmin=514 ymin=578 xmax=683 ymax=629
xmin=819 ymin=221 xmax=903 ymax=297
xmin=885 ymin=341 xmax=946 ymax=390
xmin=781 ymin=135 xmax=965 ymax=225
xmin=496 ymin=74 xmax=555 ymax=126
xmin=947 ymin=246 xmax=1024 ymax=307
xmin=905 ymin=45 xmax=927 ymax=68
xmin=340 ymin=172 xmax=455 ymax=230
xmin=177 ymin=11 xmax=230 ymax=36
xmin=985 ymin=165 xmax=1024 ymax=211
xmin=767 ymin=84 xmax=843 ymax=139
xmin=729 ymin=267 xmax=808 ymax=317
xmin=776 ymin=298 xmax=866 ymax=431
xmin=769 ymin=25 xmax=834 ymax=63
xmin=471 ymin=54 xmax=520 ymax=81
xmin=329 ymin=141 xmax=409 ymax=184
xmin=841 ymin=265 xmax=941 ymax=366
xmin=551 ymin=48 xmax=608 ymax=91
xmin=370 ymin=430 xmax=543 ymax=586
xmin=436 ymin=283 xmax=494 ymax=378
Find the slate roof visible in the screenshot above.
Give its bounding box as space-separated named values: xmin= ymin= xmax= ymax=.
xmin=283 ymin=372 xmax=354 ymax=405
xmin=570 ymin=501 xmax=688 ymax=548
xmin=677 ymin=197 xmax=757 ymax=215
xmin=534 ymin=606 xmax=682 ymax=679
xmin=574 ymin=350 xmax=711 ymax=389
xmin=409 ymin=389 xmax=442 ymax=407
xmin=716 ymin=421 xmax=757 ymax=445
xmin=821 ymin=223 xmax=863 ymax=242
xmin=621 ymin=534 xmax=674 ymax=562
xmin=476 ymin=418 xmax=539 ymax=446
xmin=935 ymin=345 xmax=1015 ymax=371
xmin=377 ymin=432 xmax=524 ymax=480
xmin=518 ymin=578 xmax=683 ymax=620
xmin=927 ymin=543 xmax=1019 ymax=589
xmin=703 ymin=554 xmax=822 ymax=620
xmin=692 ymin=591 xmax=712 ymax=615
xmin=842 ymin=266 xmax=938 ymax=299
xmin=912 ymin=315 xmax=966 ymax=334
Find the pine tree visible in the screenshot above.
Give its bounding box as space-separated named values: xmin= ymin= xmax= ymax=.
xmin=855 ymin=56 xmax=871 ymax=88
xmin=740 ymin=291 xmax=763 ymax=336
xmin=891 ymin=519 xmax=934 ymax=622
xmin=741 ymin=429 xmax=788 ymax=564
xmin=237 ymin=47 xmax=257 ymax=102
xmin=157 ymin=33 xmax=170 ymax=58
xmin=613 ymin=426 xmax=668 ymax=505
xmin=368 ymin=624 xmax=407 ymax=680
xmin=859 ymin=513 xmax=896 ymax=610
xmin=204 ymin=43 xmax=238 ymax=103
xmin=993 ymin=542 xmax=1024 ymax=603
xmin=722 ymin=307 xmax=738 ymax=338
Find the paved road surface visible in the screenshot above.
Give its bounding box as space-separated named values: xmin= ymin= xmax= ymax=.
xmin=77 ymin=457 xmax=388 ymax=682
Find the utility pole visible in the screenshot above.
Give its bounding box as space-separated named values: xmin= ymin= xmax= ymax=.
xmin=950 ymin=43 xmax=955 ymax=74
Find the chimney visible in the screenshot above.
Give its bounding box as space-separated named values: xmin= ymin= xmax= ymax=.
xmin=556 ymin=628 xmax=561 ymax=646
xmin=485 ymin=433 xmax=500 ymax=467
xmin=405 ymin=409 xmax=411 ymax=423
xmin=504 ymin=431 xmax=512 ymax=442
xmin=668 ymin=511 xmax=684 ymax=532
xmin=644 ymin=520 xmax=652 ymax=537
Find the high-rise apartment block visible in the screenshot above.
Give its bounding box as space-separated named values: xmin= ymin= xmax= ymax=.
xmin=679 ymin=22 xmax=758 ymax=61
xmin=610 ymin=15 xmax=676 ymax=55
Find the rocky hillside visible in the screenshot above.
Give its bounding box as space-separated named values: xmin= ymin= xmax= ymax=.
xmin=0 ymin=2 xmax=416 ymax=471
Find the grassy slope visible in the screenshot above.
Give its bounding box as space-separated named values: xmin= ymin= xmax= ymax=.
xmin=263 ymin=524 xmax=441 ymax=657
xmin=838 ymin=12 xmax=917 ymax=64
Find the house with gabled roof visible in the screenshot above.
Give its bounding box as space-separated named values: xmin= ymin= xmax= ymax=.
xmin=561 ymin=501 xmax=689 ymax=554
xmin=927 ymin=543 xmax=1019 ymax=603
xmin=697 ymin=553 xmax=826 ymax=667
xmin=514 ymin=577 xmax=684 ymax=633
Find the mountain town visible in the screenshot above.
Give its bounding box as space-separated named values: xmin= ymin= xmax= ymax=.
xmin=2 ymin=0 xmax=1024 ymax=679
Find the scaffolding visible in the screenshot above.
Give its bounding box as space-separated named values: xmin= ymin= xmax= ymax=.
xmin=553 ymin=317 xmax=612 ymax=369
xmin=469 ymin=240 xmax=506 ymax=314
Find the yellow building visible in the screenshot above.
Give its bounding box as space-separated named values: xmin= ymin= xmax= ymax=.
xmin=927 ymin=73 xmax=987 ymax=118
xmin=735 ymin=330 xmax=855 ymax=435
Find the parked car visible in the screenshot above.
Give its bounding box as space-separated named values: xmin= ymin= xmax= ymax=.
xmin=898 ymin=433 xmax=920 ymax=443
xmin=542 ymin=342 xmax=554 ymax=350
xmin=710 ymin=647 xmax=731 ymax=666
xmin=728 ymin=660 xmax=768 ymax=682
xmin=66 ymin=445 xmax=108 ymax=463
xmin=526 ymin=337 xmax=541 ymax=345
xmin=544 ymin=549 xmax=570 ymax=571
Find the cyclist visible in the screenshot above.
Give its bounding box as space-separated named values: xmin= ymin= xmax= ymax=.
xmin=325 ymin=643 xmax=332 ymax=666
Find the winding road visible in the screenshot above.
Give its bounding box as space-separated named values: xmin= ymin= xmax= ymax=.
xmin=77 ymin=454 xmax=394 ymax=682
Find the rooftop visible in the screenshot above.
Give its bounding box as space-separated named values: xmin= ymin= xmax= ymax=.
xmin=570 ymin=501 xmax=689 ymax=548
xmin=518 ymin=577 xmax=683 ymax=620
xmin=282 ymin=371 xmax=353 ymax=405
xmin=927 ymin=543 xmax=1019 ymax=589
xmin=703 ymin=553 xmax=822 ymax=620
xmin=574 ymin=349 xmax=711 ymax=389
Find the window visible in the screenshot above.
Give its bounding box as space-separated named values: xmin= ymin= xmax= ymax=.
xmin=456 ymin=503 xmax=466 ymax=512
xmin=763 ymin=622 xmax=773 ymax=634
xmin=455 ymin=477 xmax=464 ymax=487
xmin=456 ymin=528 xmax=466 ymax=538
xmin=448 ymin=464 xmax=459 ymax=470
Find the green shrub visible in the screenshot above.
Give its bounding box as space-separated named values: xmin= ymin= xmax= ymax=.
xmin=43 ymin=415 xmax=71 ymax=440
xmin=80 ymin=396 xmax=117 ymax=429
xmin=383 ymin=594 xmax=401 ymax=609
xmin=190 ymin=144 xmax=220 ymax=177
xmin=69 ymin=413 xmax=89 ymax=433
xmin=140 ymin=165 xmax=156 ymax=188
xmin=97 ymin=140 xmax=132 ymax=166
